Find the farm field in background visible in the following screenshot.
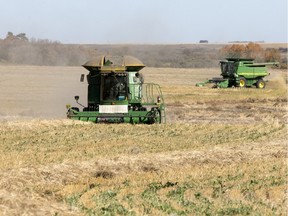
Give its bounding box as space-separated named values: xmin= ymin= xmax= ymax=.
xmin=0 ymin=65 xmax=287 ymax=215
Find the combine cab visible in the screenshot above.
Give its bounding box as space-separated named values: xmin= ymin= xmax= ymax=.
xmin=196 ymin=58 xmax=278 ymax=88
xmin=66 ymin=56 xmax=166 ymax=124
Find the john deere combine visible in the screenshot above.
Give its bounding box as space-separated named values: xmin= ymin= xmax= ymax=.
xmin=66 ymin=55 xmax=165 ymax=124
xmin=196 ymin=58 xmax=278 ymax=88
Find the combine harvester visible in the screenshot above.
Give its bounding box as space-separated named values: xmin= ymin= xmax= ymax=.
xmin=196 ymin=58 xmax=278 ymax=88
xmin=66 ymin=55 xmax=166 ymax=124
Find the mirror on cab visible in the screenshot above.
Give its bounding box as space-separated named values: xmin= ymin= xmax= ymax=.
xmin=74 ymin=95 xmax=80 ymax=101
xmin=80 ymin=74 xmax=85 ymax=82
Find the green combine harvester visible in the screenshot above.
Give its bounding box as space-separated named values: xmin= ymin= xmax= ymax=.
xmin=196 ymin=58 xmax=278 ymax=88
xmin=66 ymin=55 xmax=166 ymax=124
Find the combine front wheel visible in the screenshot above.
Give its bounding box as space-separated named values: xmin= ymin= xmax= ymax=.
xmin=238 ymin=77 xmax=247 ymax=88
xmin=256 ymin=79 xmax=266 ymax=89
xmin=149 ymin=108 xmax=161 ymax=124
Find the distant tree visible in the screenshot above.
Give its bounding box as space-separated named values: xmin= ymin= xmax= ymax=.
xmin=7 ymin=32 xmax=13 ymax=37
xmin=16 ymin=33 xmax=28 ymax=41
xmin=4 ymin=32 xmax=28 ymax=43
xmin=5 ymin=32 xmax=15 ymax=41
xmin=264 ymin=48 xmax=281 ymax=62
xmin=221 ymin=44 xmax=246 ymax=58
xmin=244 ymin=42 xmax=264 ymax=60
xmin=220 ymin=43 xmax=265 ymax=61
xmin=182 ymin=48 xmax=192 ymax=56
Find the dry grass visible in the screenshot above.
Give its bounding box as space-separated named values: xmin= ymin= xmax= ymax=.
xmin=0 ymin=65 xmax=287 ymax=215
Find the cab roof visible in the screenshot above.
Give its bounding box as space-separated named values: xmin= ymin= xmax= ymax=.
xmin=82 ymin=55 xmax=145 ymax=72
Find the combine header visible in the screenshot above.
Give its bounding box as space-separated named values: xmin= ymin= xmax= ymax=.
xmin=66 ymin=56 xmax=165 ymax=124
xmin=196 ymin=58 xmax=278 ymax=88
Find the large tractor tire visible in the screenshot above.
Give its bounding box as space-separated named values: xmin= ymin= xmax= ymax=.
xmin=149 ymin=108 xmax=161 ymax=124
xmin=238 ymin=77 xmax=247 ymax=88
xmin=256 ymin=79 xmax=266 ymax=89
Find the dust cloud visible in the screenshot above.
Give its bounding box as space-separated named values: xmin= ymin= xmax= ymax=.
xmin=0 ymin=65 xmax=87 ymax=121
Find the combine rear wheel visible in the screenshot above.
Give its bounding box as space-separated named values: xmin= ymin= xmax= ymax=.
xmin=256 ymin=79 xmax=266 ymax=89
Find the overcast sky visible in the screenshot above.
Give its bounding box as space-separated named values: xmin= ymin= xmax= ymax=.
xmin=0 ymin=0 xmax=287 ymax=44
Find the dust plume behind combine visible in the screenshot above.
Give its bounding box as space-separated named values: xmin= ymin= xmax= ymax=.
xmin=0 ymin=65 xmax=286 ymax=124
xmin=0 ymin=65 xmax=86 ymax=120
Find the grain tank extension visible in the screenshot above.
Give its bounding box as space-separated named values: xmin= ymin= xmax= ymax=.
xmin=66 ymin=56 xmax=166 ymax=124
xmin=196 ymin=58 xmax=278 ymax=88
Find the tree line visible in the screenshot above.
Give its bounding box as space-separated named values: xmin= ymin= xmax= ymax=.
xmin=0 ymin=32 xmax=286 ymax=68
xmin=0 ymin=32 xmax=91 ymax=66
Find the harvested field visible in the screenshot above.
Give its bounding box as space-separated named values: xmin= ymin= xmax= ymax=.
xmin=0 ymin=65 xmax=287 ymax=215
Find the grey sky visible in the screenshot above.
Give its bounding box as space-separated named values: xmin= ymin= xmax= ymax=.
xmin=0 ymin=0 xmax=287 ymax=44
